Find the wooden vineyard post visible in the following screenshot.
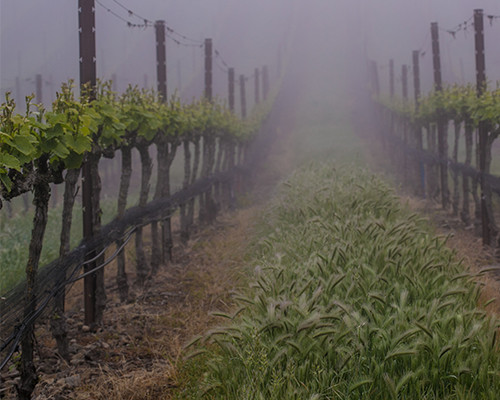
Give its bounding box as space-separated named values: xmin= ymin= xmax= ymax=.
xmin=389 ymin=58 xmax=395 ymax=139
xmin=155 ymin=20 xmax=167 ymax=101
xmin=388 ymin=58 xmax=396 ymax=162
xmin=177 ymin=59 xmax=182 ymax=91
xmin=237 ymin=74 xmax=247 ymax=192
xmin=227 ymin=67 xmax=236 ymax=205
xmin=154 ymin=19 xmax=172 ymax=265
xmin=202 ymin=38 xmax=215 ymax=222
xmin=228 ymin=67 xmax=235 ymax=112
xmin=474 ymin=9 xmax=492 ymax=246
xmin=431 ymin=22 xmax=449 ymax=209
xmin=205 ymin=38 xmax=213 ymax=101
xmin=254 ymin=67 xmax=260 ymax=105
xmin=371 ymin=60 xmax=380 ymax=97
xmin=401 ymin=65 xmax=408 ymax=100
xmin=413 ymin=50 xmax=425 ymax=197
xmin=370 ymin=60 xmax=384 ymax=147
xmin=402 ymin=64 xmax=409 ymax=181
xmin=389 ymin=59 xmax=394 ymax=98
xmin=240 ymin=74 xmax=247 ymax=119
xmin=262 ymin=65 xmax=270 ymax=100
xmin=277 ymin=45 xmax=282 ymax=78
xmin=79 ymin=0 xmax=97 ymax=328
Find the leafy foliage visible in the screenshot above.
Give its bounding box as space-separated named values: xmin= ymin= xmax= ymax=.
xmin=376 ymin=84 xmax=500 ymax=131
xmin=0 ymin=80 xmax=274 ymax=197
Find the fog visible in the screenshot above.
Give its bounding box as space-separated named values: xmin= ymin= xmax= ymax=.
xmin=1 ymin=0 xmax=500 ymax=111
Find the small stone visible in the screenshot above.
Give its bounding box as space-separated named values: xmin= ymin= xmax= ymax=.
xmin=65 ymin=375 xmax=81 ymax=388
xmin=70 ymin=353 xmax=85 ymax=366
xmin=81 ymin=325 xmax=90 ymax=333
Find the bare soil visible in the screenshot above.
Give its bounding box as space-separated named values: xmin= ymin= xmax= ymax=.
xmin=1 ymin=75 xmax=301 ymax=400
xmin=1 ymin=206 xmax=259 ymax=400
xmin=400 ymin=194 xmax=500 ymax=317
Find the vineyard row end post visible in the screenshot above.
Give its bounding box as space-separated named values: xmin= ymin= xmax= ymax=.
xmin=412 ymin=49 xmax=425 ymax=198
xmin=79 ymin=0 xmax=97 ymax=327
xmin=205 ymin=38 xmax=213 ymax=101
xmin=155 ymin=20 xmax=167 ymax=102
xmin=240 ymin=74 xmax=247 ymax=119
xmin=254 ymin=67 xmax=260 ymax=105
xmin=431 ymin=21 xmax=449 ymax=209
xmin=474 ymin=8 xmax=491 ymax=246
xmin=228 ymin=68 xmax=235 ymax=112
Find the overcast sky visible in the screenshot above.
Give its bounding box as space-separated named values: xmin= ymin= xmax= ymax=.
xmin=1 ymin=0 xmax=500 ymax=108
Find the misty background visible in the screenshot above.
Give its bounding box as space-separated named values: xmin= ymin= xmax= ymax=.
xmin=1 ymin=0 xmax=500 ymax=113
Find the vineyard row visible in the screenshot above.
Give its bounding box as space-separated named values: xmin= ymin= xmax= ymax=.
xmin=369 ymin=8 xmax=500 ymax=248
xmin=0 ymin=77 xmax=280 ymax=397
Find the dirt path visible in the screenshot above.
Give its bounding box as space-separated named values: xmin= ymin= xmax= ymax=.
xmin=401 ymin=195 xmax=500 ymax=317
xmin=0 ymin=73 xmax=303 ymax=400
xmin=6 ymin=207 xmax=251 ymax=400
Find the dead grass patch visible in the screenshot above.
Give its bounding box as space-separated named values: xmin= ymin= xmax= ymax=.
xmin=0 ymin=207 xmax=260 ymax=400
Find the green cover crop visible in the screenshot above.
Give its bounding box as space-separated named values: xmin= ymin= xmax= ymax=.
xmin=186 ymin=163 xmax=500 ymax=399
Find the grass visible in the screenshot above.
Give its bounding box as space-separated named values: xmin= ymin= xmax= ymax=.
xmin=0 ymin=190 xmax=139 ymax=295
xmin=177 ymin=162 xmax=500 ymax=399
xmin=0 ymin=141 xmax=212 ymax=295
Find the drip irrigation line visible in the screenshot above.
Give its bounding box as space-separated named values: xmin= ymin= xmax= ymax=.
xmin=0 ymin=225 xmax=138 ymax=370
xmin=0 ymin=258 xmax=83 ymax=369
xmin=80 ymin=237 xmax=112 ymax=266
xmin=0 ymin=169 xmax=242 ymax=371
xmin=67 ymin=226 xmax=137 ymax=284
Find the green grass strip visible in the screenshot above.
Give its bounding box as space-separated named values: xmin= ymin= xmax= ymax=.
xmin=180 ymin=162 xmax=500 ymax=400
